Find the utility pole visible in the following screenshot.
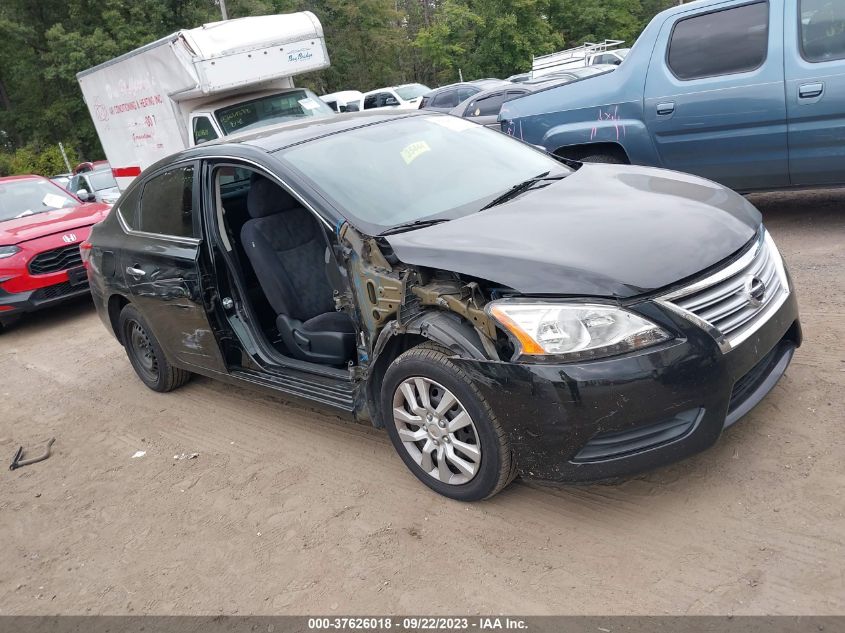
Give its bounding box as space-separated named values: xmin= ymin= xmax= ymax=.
xmin=217 ymin=0 xmax=228 ymax=20
xmin=58 ymin=142 xmax=72 ymax=173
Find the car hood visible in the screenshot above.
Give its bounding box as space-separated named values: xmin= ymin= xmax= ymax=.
xmin=0 ymin=202 xmax=111 ymax=245
xmin=385 ymin=164 xmax=761 ymax=298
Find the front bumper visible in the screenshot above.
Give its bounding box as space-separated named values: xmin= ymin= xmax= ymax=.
xmin=0 ymin=269 xmax=90 ymax=322
xmin=454 ymin=290 xmax=800 ymax=483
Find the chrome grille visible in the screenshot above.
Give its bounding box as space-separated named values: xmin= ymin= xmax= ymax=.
xmin=658 ymin=230 xmax=790 ymax=353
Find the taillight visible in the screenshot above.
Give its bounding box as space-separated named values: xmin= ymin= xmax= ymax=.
xmin=80 ymin=240 xmax=93 ymax=267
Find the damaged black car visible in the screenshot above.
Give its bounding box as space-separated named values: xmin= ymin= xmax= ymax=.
xmin=84 ymin=111 xmax=801 ymax=500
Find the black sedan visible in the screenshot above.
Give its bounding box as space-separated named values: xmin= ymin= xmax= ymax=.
xmin=84 ymin=111 xmax=800 ymax=501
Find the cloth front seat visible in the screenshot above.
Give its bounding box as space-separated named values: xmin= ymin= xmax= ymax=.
xmin=240 ymin=176 xmax=355 ymax=365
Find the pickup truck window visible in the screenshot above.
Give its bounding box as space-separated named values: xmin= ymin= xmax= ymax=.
xmin=668 ymin=2 xmax=769 ymax=80
xmin=800 ymin=0 xmax=845 ymax=62
xmin=138 ymin=166 xmax=196 ymax=238
xmin=193 ymin=116 xmax=219 ymax=144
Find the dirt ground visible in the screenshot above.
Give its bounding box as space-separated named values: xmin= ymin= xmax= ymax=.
xmin=0 ymin=189 xmax=843 ymax=616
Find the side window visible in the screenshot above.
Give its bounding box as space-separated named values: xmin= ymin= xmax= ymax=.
xmin=456 ymin=87 xmax=477 ymax=103
xmin=324 ymin=100 xmax=338 ymax=112
xmin=379 ymin=92 xmax=400 ymax=107
xmin=116 ymin=185 xmax=142 ymax=228
xmin=800 ymin=0 xmax=845 ymax=62
xmin=466 ymin=92 xmax=507 ymax=117
xmin=504 ymin=90 xmax=527 ymax=102
xmin=192 ymin=116 xmax=219 ymax=145
xmin=79 ymin=177 xmax=93 ymax=193
xmin=432 ymin=89 xmax=459 ymax=108
xmin=138 ymin=165 xmax=196 ymax=238
xmin=363 ymin=94 xmax=378 ymax=109
xmin=667 ymin=2 xmax=769 ymax=80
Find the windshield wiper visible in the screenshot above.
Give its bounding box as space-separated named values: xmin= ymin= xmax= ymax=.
xmin=479 ymin=171 xmax=565 ymax=211
xmin=379 ymin=218 xmax=450 ymax=236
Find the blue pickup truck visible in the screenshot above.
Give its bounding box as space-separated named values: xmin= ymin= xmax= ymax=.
xmin=499 ymin=0 xmax=845 ymax=192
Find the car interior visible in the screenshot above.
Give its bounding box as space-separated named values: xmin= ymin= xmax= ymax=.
xmin=212 ymin=165 xmax=357 ymax=367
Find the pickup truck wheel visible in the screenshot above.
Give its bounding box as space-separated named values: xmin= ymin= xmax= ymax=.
xmin=382 ymin=342 xmax=517 ymax=501
xmin=579 ymin=153 xmax=625 ymax=164
xmin=118 ymin=304 xmax=191 ymax=393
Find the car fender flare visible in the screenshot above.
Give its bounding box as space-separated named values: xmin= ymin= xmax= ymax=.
xmin=543 ymin=118 xmax=659 ymax=165
xmin=365 ymin=310 xmax=494 ymax=428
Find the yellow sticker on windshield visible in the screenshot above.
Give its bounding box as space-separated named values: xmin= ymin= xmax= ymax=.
xmin=400 ymin=141 xmax=431 ymax=165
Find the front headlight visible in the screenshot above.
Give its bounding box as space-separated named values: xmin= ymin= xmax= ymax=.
xmin=487 ymin=301 xmax=671 ymax=361
xmin=0 ymin=245 xmax=21 ymax=259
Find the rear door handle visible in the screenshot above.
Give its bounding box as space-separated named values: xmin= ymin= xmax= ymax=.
xmin=126 ymin=266 xmax=146 ymax=279
xmin=656 ymin=102 xmax=675 ymax=115
xmin=799 ymin=82 xmax=824 ymax=99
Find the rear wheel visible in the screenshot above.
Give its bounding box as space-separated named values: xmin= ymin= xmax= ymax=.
xmin=118 ymin=304 xmax=191 ymax=392
xmin=382 ymin=343 xmax=516 ymax=501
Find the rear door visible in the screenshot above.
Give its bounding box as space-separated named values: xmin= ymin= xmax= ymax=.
xmin=118 ymin=161 xmax=226 ymax=372
xmin=643 ymin=0 xmax=789 ymax=191
xmin=784 ymin=0 xmax=845 ymax=186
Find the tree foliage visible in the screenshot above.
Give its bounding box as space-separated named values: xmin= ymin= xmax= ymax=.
xmin=0 ymin=0 xmax=675 ymax=175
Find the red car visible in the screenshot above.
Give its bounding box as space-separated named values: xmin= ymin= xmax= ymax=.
xmin=0 ymin=175 xmax=110 ymax=332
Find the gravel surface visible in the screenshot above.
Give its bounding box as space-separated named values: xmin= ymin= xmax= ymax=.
xmin=1 ymin=188 xmax=843 ymax=615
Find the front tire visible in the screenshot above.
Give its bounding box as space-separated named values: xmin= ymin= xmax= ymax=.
xmin=118 ymin=303 xmax=191 ymax=392
xmin=381 ymin=343 xmax=516 ymax=501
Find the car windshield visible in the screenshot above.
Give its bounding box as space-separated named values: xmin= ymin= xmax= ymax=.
xmin=395 ymin=84 xmax=431 ymax=100
xmin=0 ymin=179 xmax=79 ymax=222
xmin=276 ymin=115 xmax=569 ymax=234
xmin=216 ymin=89 xmax=335 ymax=135
xmin=88 ymin=170 xmax=117 ymax=191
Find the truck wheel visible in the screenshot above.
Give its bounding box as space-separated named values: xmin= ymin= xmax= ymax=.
xmin=381 ymin=342 xmax=517 ymax=501
xmin=118 ymin=304 xmax=191 ymax=392
xmin=580 ymin=153 xmax=625 ymax=164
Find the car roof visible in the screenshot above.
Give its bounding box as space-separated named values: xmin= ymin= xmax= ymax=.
xmin=180 ymin=111 xmax=428 ymax=158
xmin=361 ymin=83 xmax=425 ymax=97
xmin=425 ymin=79 xmax=508 ymax=95
xmin=447 ymin=74 xmax=591 ymax=116
xmin=320 ymin=90 xmax=363 ymax=101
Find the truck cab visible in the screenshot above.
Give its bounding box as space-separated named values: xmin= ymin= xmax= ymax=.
xmin=500 ymin=0 xmax=845 ymax=193
xmin=188 ymin=88 xmax=335 ymax=145
xmin=78 ymin=12 xmax=332 ymax=190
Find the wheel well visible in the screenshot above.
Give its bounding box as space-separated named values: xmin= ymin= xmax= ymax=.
xmin=554 ymin=142 xmax=630 ymax=163
xmin=107 ymin=294 xmax=130 ymax=343
xmin=366 ymin=332 xmax=427 ymax=428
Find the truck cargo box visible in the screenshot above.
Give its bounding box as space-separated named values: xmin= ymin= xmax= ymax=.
xmin=77 ymin=12 xmax=329 ymax=188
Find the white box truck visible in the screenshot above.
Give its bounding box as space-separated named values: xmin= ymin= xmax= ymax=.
xmin=77 ymin=12 xmax=332 ymax=189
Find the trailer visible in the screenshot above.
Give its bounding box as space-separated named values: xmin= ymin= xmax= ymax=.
xmin=77 ymin=12 xmax=332 ymax=189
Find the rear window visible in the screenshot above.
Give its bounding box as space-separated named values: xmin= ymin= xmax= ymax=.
xmin=432 ymin=90 xmax=459 ymax=109
xmin=464 ymin=92 xmax=507 ymax=117
xmin=137 ymin=166 xmax=196 ymax=238
xmin=800 ymin=0 xmax=845 ymax=62
xmin=668 ymin=2 xmax=769 ymax=80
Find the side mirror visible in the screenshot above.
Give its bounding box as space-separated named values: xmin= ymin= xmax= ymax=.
xmin=77 ymin=189 xmax=93 ymax=202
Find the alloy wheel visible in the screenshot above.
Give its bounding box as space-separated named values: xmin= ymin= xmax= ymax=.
xmin=392 ymin=377 xmax=482 ymax=485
